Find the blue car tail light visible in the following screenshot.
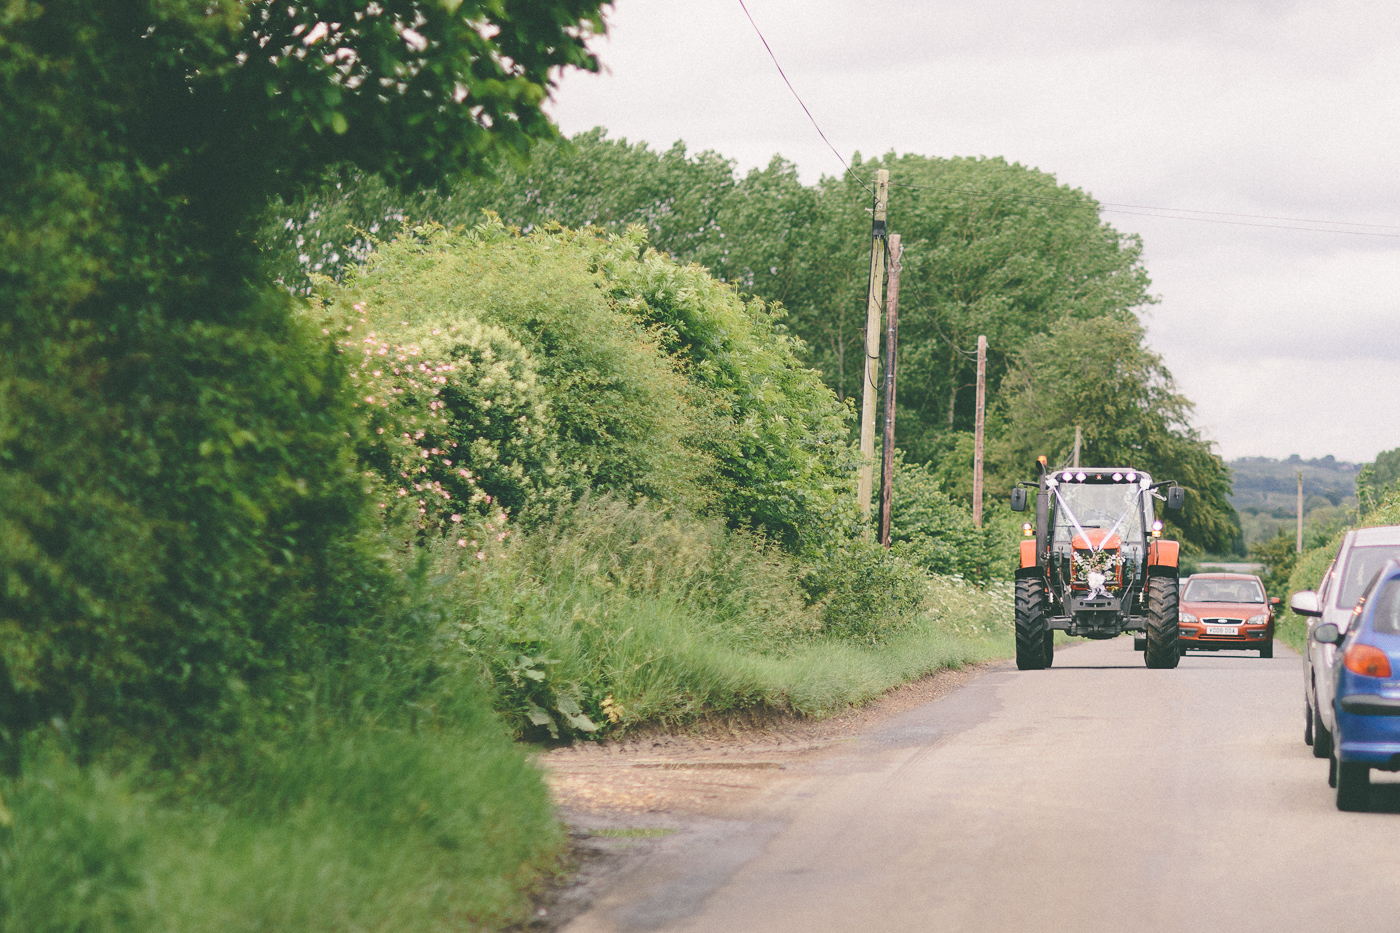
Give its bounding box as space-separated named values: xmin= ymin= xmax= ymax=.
xmin=1344 ymin=643 xmax=1393 ymax=678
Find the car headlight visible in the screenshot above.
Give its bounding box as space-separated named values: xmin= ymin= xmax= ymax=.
xmin=1180 ymin=612 xmax=1199 ymax=625
xmin=1246 ymin=614 xmax=1269 ymax=626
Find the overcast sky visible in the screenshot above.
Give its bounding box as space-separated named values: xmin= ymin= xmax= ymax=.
xmin=549 ymin=0 xmax=1400 ymax=464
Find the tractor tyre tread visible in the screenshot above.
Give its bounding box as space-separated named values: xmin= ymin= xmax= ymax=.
xmin=1144 ymin=575 xmax=1181 ymax=669
xmin=1015 ymin=577 xmax=1050 ymax=671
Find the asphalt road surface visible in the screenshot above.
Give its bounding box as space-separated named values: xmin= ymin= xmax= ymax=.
xmin=563 ymin=637 xmax=1400 ymax=933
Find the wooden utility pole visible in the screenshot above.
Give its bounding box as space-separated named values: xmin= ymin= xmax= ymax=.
xmin=972 ymin=335 xmax=987 ymax=528
xmin=879 ymin=235 xmax=903 ymax=549
xmin=857 ymin=169 xmax=890 ymax=523
xmin=1072 ymin=425 xmax=1082 ymax=469
xmin=1297 ymin=470 xmax=1304 ymax=553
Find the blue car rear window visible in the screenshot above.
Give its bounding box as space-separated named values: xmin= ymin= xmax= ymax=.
xmin=1371 ymin=579 xmax=1400 ymax=635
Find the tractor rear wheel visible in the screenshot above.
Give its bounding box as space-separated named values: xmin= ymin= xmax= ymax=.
xmin=1015 ymin=577 xmax=1050 ymax=671
xmin=1143 ymin=575 xmax=1181 ymax=669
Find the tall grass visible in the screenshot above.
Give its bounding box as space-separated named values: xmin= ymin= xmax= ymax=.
xmin=439 ymin=498 xmax=1013 ymax=738
xmin=0 ymin=699 xmax=562 ymax=932
xmin=0 ymin=499 xmax=1015 ymax=932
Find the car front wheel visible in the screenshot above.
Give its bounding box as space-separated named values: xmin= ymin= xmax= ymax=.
xmin=1304 ymin=701 xmax=1314 ymax=747
xmin=1260 ymin=638 xmax=1273 ymax=659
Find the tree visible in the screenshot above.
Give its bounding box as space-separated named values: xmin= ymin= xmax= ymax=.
xmin=1356 ymin=446 xmax=1400 ymax=514
xmin=991 ymin=316 xmax=1239 ymax=553
xmin=0 ymin=0 xmax=609 ymax=753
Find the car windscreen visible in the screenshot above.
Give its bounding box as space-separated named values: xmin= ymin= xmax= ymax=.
xmin=1370 ymin=578 xmax=1400 ymax=635
xmin=1337 ymin=546 xmax=1400 ymax=610
xmin=1182 ymin=579 xmax=1264 ymax=603
xmin=1052 ymin=483 xmax=1145 ymax=544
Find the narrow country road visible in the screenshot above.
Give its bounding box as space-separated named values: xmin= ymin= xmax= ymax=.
xmin=562 ymin=638 xmax=1400 ymax=933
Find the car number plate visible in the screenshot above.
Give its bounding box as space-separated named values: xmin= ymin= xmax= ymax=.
xmin=1206 ymin=625 xmax=1239 ymax=636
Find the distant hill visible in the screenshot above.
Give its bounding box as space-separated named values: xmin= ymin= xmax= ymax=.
xmin=1228 ymin=455 xmax=1359 ymax=513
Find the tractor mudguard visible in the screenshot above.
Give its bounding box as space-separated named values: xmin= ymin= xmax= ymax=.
xmin=1147 ymin=539 xmax=1179 ymax=571
xmin=1019 ymin=539 xmax=1038 ymax=570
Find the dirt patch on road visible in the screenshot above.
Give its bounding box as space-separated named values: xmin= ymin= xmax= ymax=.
xmin=525 ymin=660 xmax=1006 ymax=929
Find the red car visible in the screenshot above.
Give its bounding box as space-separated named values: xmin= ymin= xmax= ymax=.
xmin=1177 ymin=573 xmax=1279 ymax=658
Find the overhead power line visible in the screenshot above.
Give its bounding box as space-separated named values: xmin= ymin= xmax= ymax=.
xmin=734 ymin=2 xmax=1395 ymax=237
xmin=735 ymin=0 xmax=873 ymax=196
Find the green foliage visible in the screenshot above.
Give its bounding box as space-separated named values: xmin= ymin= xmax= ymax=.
xmin=0 ymin=749 xmax=147 ymax=932
xmin=266 ymin=132 xmax=1231 ymax=556
xmin=1356 ymin=446 xmax=1400 ymax=514
xmin=321 ymin=222 xmax=717 ymax=523
xmin=800 ymin=544 xmax=927 ymax=644
xmin=1252 ymin=530 xmax=1300 ymax=600
xmin=992 ymin=315 xmax=1239 ymax=553
xmin=319 ymin=220 xmax=857 ymax=548
xmin=427 ymin=497 xmax=1011 ymax=738
xmin=587 ymin=229 xmax=858 ymax=549
xmin=0 ymin=716 xmax=562 ymax=933
xmin=0 ymin=0 xmax=610 ymax=757
xmin=885 ymin=454 xmax=1006 ymax=582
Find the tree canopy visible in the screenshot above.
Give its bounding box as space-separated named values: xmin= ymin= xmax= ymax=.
xmin=264 ymin=130 xmax=1238 ymax=553
xmin=0 ymin=0 xmax=609 ymax=753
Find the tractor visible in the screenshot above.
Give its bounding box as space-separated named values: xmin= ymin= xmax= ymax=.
xmin=1009 ymin=458 xmax=1187 ymax=670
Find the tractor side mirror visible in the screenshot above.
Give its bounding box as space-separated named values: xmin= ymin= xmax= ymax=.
xmin=1166 ymin=486 xmax=1186 ymax=511
xmin=1010 ymin=487 xmax=1028 ymax=512
xmin=1313 ymin=622 xmax=1341 ymax=645
xmin=1270 ymin=597 xmax=1281 ymax=607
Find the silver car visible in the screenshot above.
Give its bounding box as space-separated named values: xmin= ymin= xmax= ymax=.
xmin=1291 ymin=526 xmax=1400 ymax=761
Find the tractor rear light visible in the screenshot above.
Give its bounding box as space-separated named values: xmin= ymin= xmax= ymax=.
xmin=1021 ymin=522 xmax=1033 ymax=537
xmin=1344 ymin=644 xmax=1392 ymax=678
xmin=1151 ymin=520 xmax=1163 ymax=538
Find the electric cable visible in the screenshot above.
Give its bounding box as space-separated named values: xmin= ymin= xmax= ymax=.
xmin=735 ymin=0 xmax=874 ymax=197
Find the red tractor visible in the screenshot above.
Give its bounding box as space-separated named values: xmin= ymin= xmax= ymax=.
xmin=1010 ymin=459 xmax=1187 ymax=670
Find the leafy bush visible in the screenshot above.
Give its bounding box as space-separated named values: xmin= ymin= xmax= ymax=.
xmin=800 ymin=543 xmax=928 ymax=643
xmin=885 ymin=454 xmax=1006 ymax=582
xmin=319 ymin=223 xmax=719 ymax=526
xmin=318 ymin=220 xmax=858 ymax=549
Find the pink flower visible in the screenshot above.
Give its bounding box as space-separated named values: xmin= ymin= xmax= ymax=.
xmin=457 ymin=538 xmax=467 ymax=547
xmin=475 ymin=551 xmax=486 ymax=560
xmin=450 ymin=514 xmax=462 ymax=523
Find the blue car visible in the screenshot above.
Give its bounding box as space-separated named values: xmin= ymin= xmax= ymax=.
xmin=1313 ymin=558 xmax=1400 ymax=811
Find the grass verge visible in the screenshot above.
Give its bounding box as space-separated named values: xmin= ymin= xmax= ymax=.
xmin=1 ymin=500 xmax=1017 ymax=931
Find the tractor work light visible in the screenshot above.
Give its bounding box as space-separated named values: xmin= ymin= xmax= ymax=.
xmin=1152 ymin=520 xmax=1163 ymax=537
xmin=1022 ymin=522 xmax=1033 ymax=537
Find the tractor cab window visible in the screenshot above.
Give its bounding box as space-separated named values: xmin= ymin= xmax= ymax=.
xmin=1051 ymin=482 xmax=1148 ymax=548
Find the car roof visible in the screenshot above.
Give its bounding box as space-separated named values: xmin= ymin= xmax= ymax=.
xmin=1186 ymin=573 xmax=1262 ymax=581
xmin=1351 ymin=526 xmax=1400 ymax=547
